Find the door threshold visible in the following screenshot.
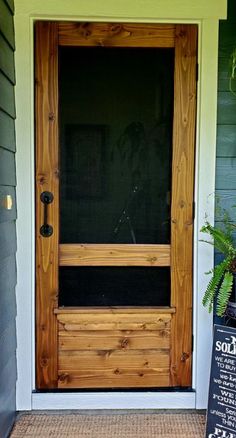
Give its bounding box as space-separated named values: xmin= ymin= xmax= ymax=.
xmin=32 ymin=391 xmax=196 ymax=410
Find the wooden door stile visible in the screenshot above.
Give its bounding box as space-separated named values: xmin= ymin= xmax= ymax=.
xmin=170 ymin=24 xmax=197 ymax=386
xmin=35 ymin=22 xmax=59 ymax=389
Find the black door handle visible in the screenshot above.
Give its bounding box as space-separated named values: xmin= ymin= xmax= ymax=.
xmin=40 ymin=191 xmax=54 ymax=237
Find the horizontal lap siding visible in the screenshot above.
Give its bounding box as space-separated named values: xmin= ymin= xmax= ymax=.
xmin=216 ymin=1 xmax=236 ymax=227
xmin=215 ymin=0 xmax=236 ymax=321
xmin=0 ymin=0 xmax=17 ymax=437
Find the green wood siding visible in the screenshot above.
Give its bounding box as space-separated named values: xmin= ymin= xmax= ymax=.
xmin=0 ymin=0 xmax=16 ymax=436
xmin=216 ymin=0 xmax=236 ymax=227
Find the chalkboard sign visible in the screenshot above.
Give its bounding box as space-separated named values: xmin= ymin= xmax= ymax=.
xmin=205 ymin=324 xmax=236 ymax=438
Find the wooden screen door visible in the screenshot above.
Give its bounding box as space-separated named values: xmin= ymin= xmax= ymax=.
xmin=35 ymin=22 xmax=197 ymax=389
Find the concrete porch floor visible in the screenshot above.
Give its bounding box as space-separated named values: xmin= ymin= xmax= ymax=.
xmin=10 ymin=410 xmax=206 ymax=437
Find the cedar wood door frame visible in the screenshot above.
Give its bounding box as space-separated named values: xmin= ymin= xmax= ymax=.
xmin=35 ymin=22 xmax=197 ymax=389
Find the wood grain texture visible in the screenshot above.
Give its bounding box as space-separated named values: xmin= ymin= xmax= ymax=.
xmin=0 ymin=71 xmax=15 ymax=118
xmin=0 ymin=110 xmax=15 ymax=152
xmin=57 ymin=311 xmax=172 ymax=332
xmin=36 ymin=21 xmax=197 ymax=390
xmin=59 ymin=330 xmax=170 ymax=351
xmin=58 ymin=369 xmax=170 ymax=388
xmin=58 ymin=22 xmax=175 ymax=48
xmin=57 ymin=310 xmax=171 ymax=388
xmin=59 ymin=244 xmax=170 ymax=267
xmin=170 ymin=25 xmax=197 ymax=386
xmin=0 ymin=33 xmax=15 ymax=84
xmin=35 ymin=22 xmax=59 ymax=389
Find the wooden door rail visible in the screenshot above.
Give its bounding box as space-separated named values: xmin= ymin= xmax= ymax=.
xmin=59 ymin=244 xmax=171 ymax=267
xmin=58 ymin=23 xmax=175 ymax=48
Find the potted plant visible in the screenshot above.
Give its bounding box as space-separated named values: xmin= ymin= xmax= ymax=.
xmin=201 ymin=221 xmax=236 ymax=320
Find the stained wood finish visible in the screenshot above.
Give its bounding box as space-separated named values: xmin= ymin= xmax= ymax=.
xmin=36 ymin=22 xmax=197 ymax=389
xmin=57 ymin=310 xmax=171 ymax=388
xmin=58 ymin=22 xmax=175 ymax=48
xmin=170 ymin=24 xmax=197 ymax=386
xmin=59 ymin=244 xmax=170 ymax=267
xmin=35 ymin=22 xmax=59 ymax=389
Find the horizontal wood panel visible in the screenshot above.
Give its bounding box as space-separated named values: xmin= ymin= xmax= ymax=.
xmin=0 ymin=110 xmax=15 ymax=151
xmin=216 ymin=125 xmax=236 ymax=157
xmin=57 ymin=307 xmax=171 ymax=388
xmin=0 ymin=186 xmax=16 ymax=223
xmin=0 ymin=72 xmax=15 ymax=118
xmin=57 ymin=311 xmax=172 ymax=324
xmin=216 ymin=158 xmax=236 ymax=189
xmin=217 ymin=92 xmax=236 ymax=125
xmin=0 ymin=33 xmax=15 ymax=83
xmin=58 ymin=368 xmax=170 ymax=388
xmin=0 ymin=148 xmax=16 ymax=186
xmin=57 ymin=311 xmax=171 ymax=331
xmin=55 ymin=307 xmax=175 ymax=314
xmin=59 ymin=329 xmax=170 ymax=351
xmin=59 ymin=349 xmax=170 ymax=370
xmin=59 ymin=244 xmax=170 ymax=267
xmin=58 ymin=23 xmax=175 ymax=48
xmin=0 ymin=221 xmax=16 ymax=260
xmin=0 ymin=0 xmax=14 ymax=49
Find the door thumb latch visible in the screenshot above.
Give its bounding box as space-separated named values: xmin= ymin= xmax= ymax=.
xmin=40 ymin=191 xmax=54 ymax=237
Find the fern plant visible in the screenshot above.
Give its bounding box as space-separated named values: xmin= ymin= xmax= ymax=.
xmin=201 ymin=222 xmax=236 ymax=317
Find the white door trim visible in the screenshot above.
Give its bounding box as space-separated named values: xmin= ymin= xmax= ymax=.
xmin=14 ymin=1 xmax=226 ymax=411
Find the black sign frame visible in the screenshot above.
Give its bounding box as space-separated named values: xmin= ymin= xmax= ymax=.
xmin=205 ymin=324 xmax=236 ymax=438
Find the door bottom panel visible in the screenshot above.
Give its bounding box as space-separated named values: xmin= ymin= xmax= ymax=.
xmin=56 ymin=307 xmax=174 ymax=389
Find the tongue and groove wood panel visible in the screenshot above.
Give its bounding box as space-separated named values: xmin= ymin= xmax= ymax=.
xmin=57 ymin=310 xmax=172 ymax=388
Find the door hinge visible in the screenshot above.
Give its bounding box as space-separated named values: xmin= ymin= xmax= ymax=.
xmin=196 ymin=63 xmax=199 ymax=82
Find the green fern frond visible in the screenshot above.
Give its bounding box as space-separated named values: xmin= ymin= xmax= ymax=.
xmin=201 ymin=222 xmax=235 ymax=257
xmin=202 ymin=257 xmax=231 ymax=313
xmin=216 ymin=271 xmax=234 ymax=317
